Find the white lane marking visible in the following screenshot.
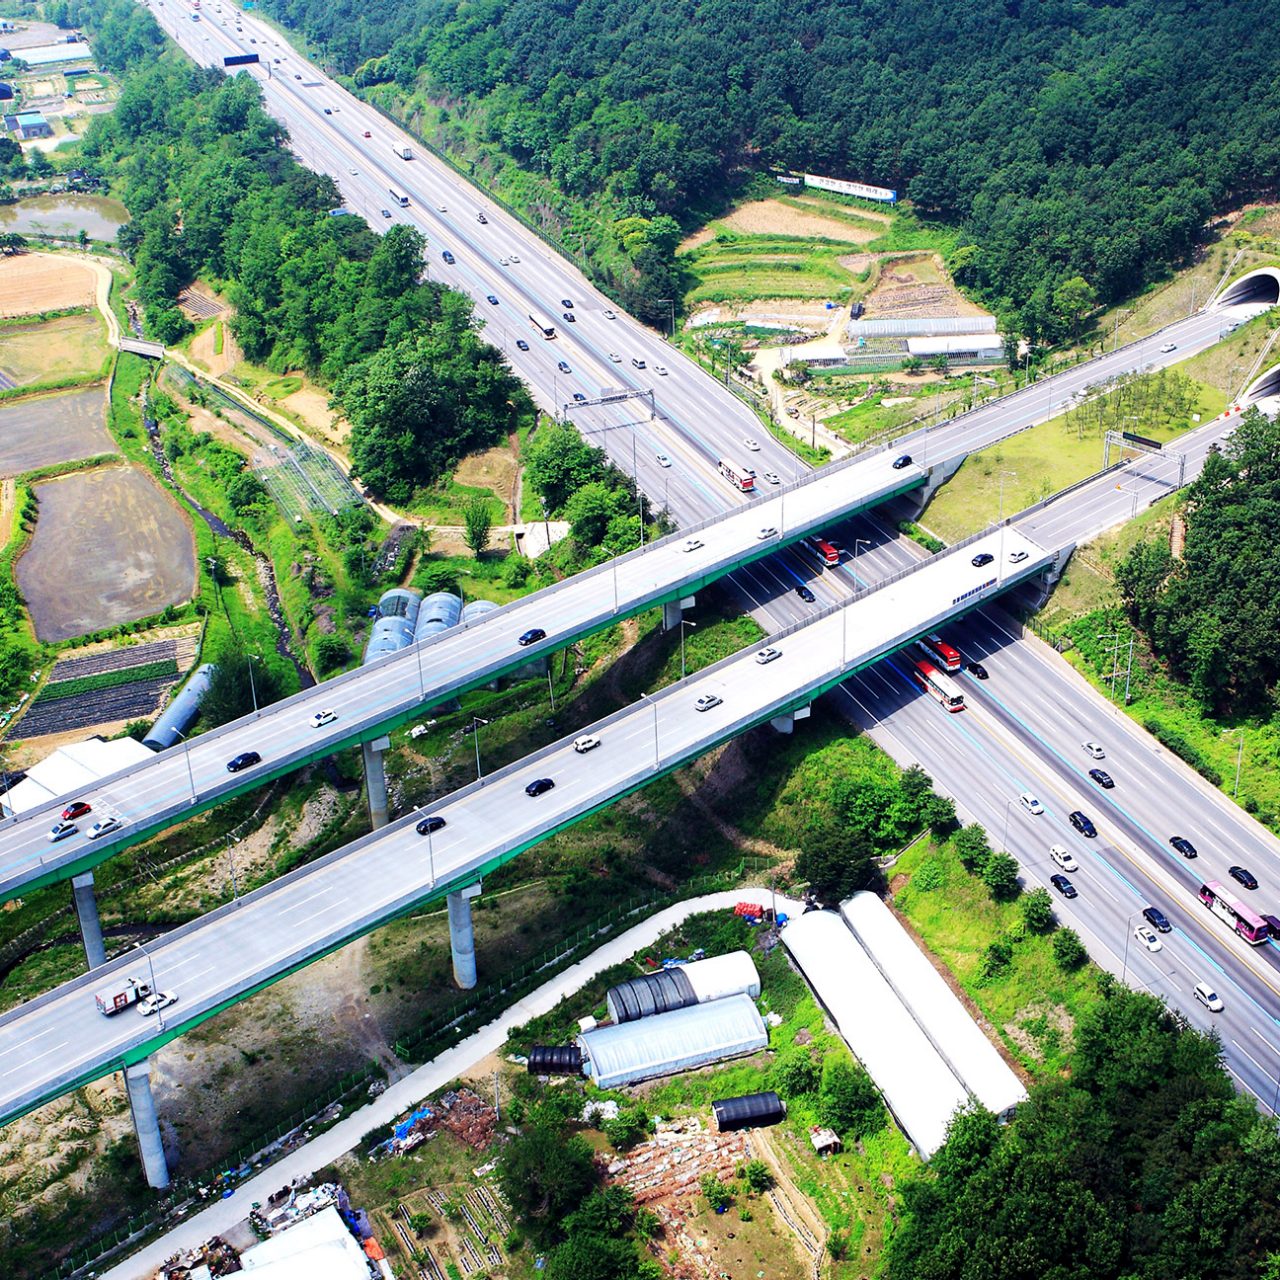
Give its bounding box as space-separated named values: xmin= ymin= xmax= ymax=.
xmin=2 ymin=1039 xmax=68 ymax=1077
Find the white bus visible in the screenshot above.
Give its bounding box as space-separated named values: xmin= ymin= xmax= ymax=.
xmin=388 ymin=186 xmax=410 ymax=208
xmin=528 ymin=311 xmax=557 ymax=340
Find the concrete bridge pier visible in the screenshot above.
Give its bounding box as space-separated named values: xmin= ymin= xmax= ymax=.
xmin=900 ymin=455 xmax=966 ymax=517
xmin=362 ymin=735 xmax=392 ymax=830
xmin=663 ymin=596 xmax=695 ymax=631
xmin=447 ymin=881 xmax=482 ymax=990
xmin=71 ymin=871 xmax=107 ymax=969
xmin=125 ymin=1059 xmax=171 ymax=1189
xmin=770 ymin=705 xmax=811 ymax=735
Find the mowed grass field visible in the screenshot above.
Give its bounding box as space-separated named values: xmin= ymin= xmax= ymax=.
xmin=17 ymin=465 xmax=196 ymax=641
xmin=0 ymin=311 xmax=110 ymax=385
xmin=0 ymin=387 xmax=115 ymax=475
xmin=922 ymin=378 xmax=1228 ymax=542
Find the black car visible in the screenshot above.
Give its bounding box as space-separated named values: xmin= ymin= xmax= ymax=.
xmin=971 ymin=552 xmax=995 ymax=568
xmin=1143 ymin=905 xmax=1173 ymax=933
xmin=560 ymin=298 xmax=574 ymax=309
xmin=1169 ymin=835 xmax=1198 ymax=859
xmin=1088 ymin=768 xmax=1115 ymax=789
xmin=967 ymin=661 xmax=989 ymax=680
xmin=525 ymin=777 xmax=555 ymax=797
xmin=562 ymin=311 xmax=576 ymax=323
xmin=1229 ymin=865 xmax=1259 ymax=890
xmin=323 ymin=107 xmax=332 ymax=115
xmin=572 ymin=392 xmax=587 ymax=403
xmin=795 ymin=584 xmax=816 ymax=603
xmin=486 ymin=294 xmax=499 ymax=305
xmin=1069 ymin=810 xmax=1097 ymax=837
xmin=892 ymin=454 xmax=913 ymax=470
xmin=518 ymin=627 xmax=547 ymax=647
xmin=516 ymin=339 xmax=530 ymax=351
xmin=226 ymin=751 xmax=261 ymax=773
xmin=416 ymin=815 xmax=446 ymax=836
xmin=1050 ymin=874 xmax=1078 ymax=899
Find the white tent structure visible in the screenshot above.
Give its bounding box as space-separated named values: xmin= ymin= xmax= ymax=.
xmin=238 ymin=1206 xmax=369 ymax=1280
xmin=3 ymin=736 xmax=154 ymax=816
xmin=781 ymin=909 xmax=969 ymax=1157
xmin=578 ymin=992 xmax=767 ymax=1090
xmin=841 ymin=893 xmax=1026 ymax=1121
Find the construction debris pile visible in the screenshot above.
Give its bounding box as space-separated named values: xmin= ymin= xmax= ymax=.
xmin=608 ymin=1116 xmax=748 ymax=1204
xmin=372 ymin=1088 xmax=499 ymax=1159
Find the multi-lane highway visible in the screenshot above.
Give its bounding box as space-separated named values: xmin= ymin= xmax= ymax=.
xmin=0 ymin=526 xmax=1056 ymax=1122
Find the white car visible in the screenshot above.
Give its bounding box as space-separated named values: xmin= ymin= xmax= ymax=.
xmin=695 ymin=693 xmax=723 ymax=712
xmin=498 ymin=257 xmax=510 ymax=266
xmin=1193 ymin=981 xmax=1224 ymax=1012
xmin=603 ymin=309 xmax=616 ymax=319
xmin=1008 ymin=549 xmax=1028 ymax=563
xmin=310 ymin=708 xmax=338 ymax=729
xmin=1050 ymin=844 xmax=1077 ymax=872
xmin=48 ymin=821 xmax=77 ymax=843
xmin=1160 ymin=342 xmax=1177 ymax=353
xmin=763 ymin=471 xmax=781 ymax=485
xmin=1134 ymin=924 xmax=1163 ymax=953
xmin=88 ymin=817 xmax=122 ymax=840
xmin=755 ymin=647 xmax=782 ymax=665
xmin=656 ymin=453 xmax=672 ymax=468
xmin=608 ymin=351 xmax=622 ymax=363
xmin=682 ymin=537 xmax=704 ymax=553
xmin=1082 ymin=741 xmax=1105 ymax=760
xmin=138 ymin=991 xmax=178 ymax=1017
xmin=573 ymin=734 xmax=601 ymax=754
xmin=348 ymin=167 xmax=358 ymax=176
xmin=1019 ymin=792 xmax=1044 ymax=815
xmin=437 ymin=204 xmax=447 ymax=212
xmin=509 ymin=252 xmax=520 ymax=262
xmin=654 ymin=365 xmax=668 ymax=376
xmin=757 ymin=526 xmax=778 ymax=540
xmin=743 ymin=437 xmax=761 ymax=451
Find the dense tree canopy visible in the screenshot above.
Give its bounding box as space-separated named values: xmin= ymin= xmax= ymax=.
xmin=1117 ymin=409 xmax=1280 ymax=714
xmin=255 ymin=0 xmax=1280 ymax=333
xmin=886 ymin=985 xmax=1280 ymax=1280
xmin=72 ymin=0 xmax=526 ymax=499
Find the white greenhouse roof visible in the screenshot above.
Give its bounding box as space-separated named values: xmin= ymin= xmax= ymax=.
xmin=12 ymin=42 xmax=93 ymax=65
xmin=239 ymin=1206 xmax=368 ymax=1280
xmin=906 ymin=334 xmax=1004 ymax=356
xmin=579 ymin=991 xmax=767 ymax=1090
xmin=781 ymin=909 xmax=968 ymax=1157
xmin=4 ymin=736 xmax=153 ymax=815
xmin=841 ymin=894 xmax=1026 ymax=1120
xmin=683 ymin=950 xmax=761 ymax=1003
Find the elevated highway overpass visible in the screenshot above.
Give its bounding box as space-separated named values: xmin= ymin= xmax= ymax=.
xmin=0 ymin=523 xmax=1066 ymax=1128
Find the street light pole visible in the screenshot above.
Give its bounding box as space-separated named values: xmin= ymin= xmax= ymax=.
xmin=1223 ymin=727 xmax=1245 ymax=798
xmin=640 ymin=692 xmax=659 ymax=767
xmin=1121 ymin=908 xmax=1141 ymax=984
xmin=851 ymin=537 xmax=871 ymax=588
xmin=172 ymin=727 xmax=197 ymax=803
xmin=998 ymin=470 xmax=1016 ymax=569
xmin=247 ymin=653 xmax=261 ymax=716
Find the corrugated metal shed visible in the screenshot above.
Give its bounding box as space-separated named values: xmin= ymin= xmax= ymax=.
xmin=841 ymin=894 xmax=1026 ymax=1121
xmin=527 ymin=1045 xmax=584 ymax=1075
xmin=607 ymin=951 xmax=760 ymax=1023
xmin=143 ymin=662 xmax=214 ymax=751
xmin=712 ymin=1091 xmax=785 ymax=1132
xmin=781 ymin=909 xmax=968 ymax=1158
xmin=578 ymin=992 xmax=767 ymax=1090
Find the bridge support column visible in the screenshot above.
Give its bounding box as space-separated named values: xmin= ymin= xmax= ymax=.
xmin=362 ymin=735 xmax=391 ymax=830
xmin=124 ymin=1060 xmax=170 ymax=1190
xmin=770 ymin=705 xmax=811 ymax=735
xmin=71 ymin=871 xmax=106 ymax=969
xmin=447 ymin=881 xmax=482 ymax=990
xmin=901 ymin=455 xmax=966 ymax=516
xmin=663 ymin=596 xmax=696 ymax=632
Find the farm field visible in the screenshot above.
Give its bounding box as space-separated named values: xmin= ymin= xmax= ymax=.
xmin=0 ymin=388 xmax=114 ymax=475
xmin=0 ymin=312 xmax=109 ymax=386
xmin=17 ymin=465 xmax=196 ymax=641
xmin=0 ymin=252 xmax=99 ymax=318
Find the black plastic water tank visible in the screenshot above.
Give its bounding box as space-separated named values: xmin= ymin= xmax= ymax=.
xmin=711 ymin=1091 xmax=786 ymax=1132
xmin=606 ymin=967 xmax=696 ymax=1023
xmin=527 ymin=1045 xmax=583 ymax=1076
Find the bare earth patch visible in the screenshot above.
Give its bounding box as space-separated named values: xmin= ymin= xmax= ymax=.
xmin=0 ymin=312 xmax=108 ymax=385
xmin=281 ymin=385 xmax=349 ymax=450
xmin=454 ymin=443 xmax=519 ymax=520
xmin=0 ymin=387 xmax=113 ymax=475
xmin=17 ymin=465 xmax=197 ymax=641
xmin=188 ymin=319 xmax=242 ymax=379
xmin=716 ymin=197 xmax=879 ymax=243
xmin=0 ymin=252 xmax=97 ymax=318
xmin=865 ymin=252 xmax=988 ymax=319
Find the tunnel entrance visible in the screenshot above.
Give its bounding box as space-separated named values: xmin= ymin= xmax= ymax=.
xmin=1218 ymin=268 xmax=1280 ymax=309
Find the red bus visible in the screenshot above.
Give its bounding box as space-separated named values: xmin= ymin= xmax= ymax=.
xmin=1199 ymin=881 xmax=1270 ymax=945
xmin=802 ymin=535 xmax=840 ymax=569
xmin=718 ymin=458 xmax=756 ymax=492
xmin=912 ymin=660 xmax=965 ymax=713
xmin=916 ymin=633 xmax=962 ymax=673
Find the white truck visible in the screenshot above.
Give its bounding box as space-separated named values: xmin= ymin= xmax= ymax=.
xmin=95 ymin=977 xmax=151 ymax=1016
xmin=392 ymin=143 xmax=412 ymax=160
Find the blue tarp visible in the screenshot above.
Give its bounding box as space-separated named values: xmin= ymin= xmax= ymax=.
xmin=393 ymin=1105 xmax=433 ymax=1140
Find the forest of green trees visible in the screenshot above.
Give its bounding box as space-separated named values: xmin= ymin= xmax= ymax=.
xmin=251 ymin=0 xmax=1280 ymax=339
xmin=68 ymin=0 xmax=526 ymax=501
